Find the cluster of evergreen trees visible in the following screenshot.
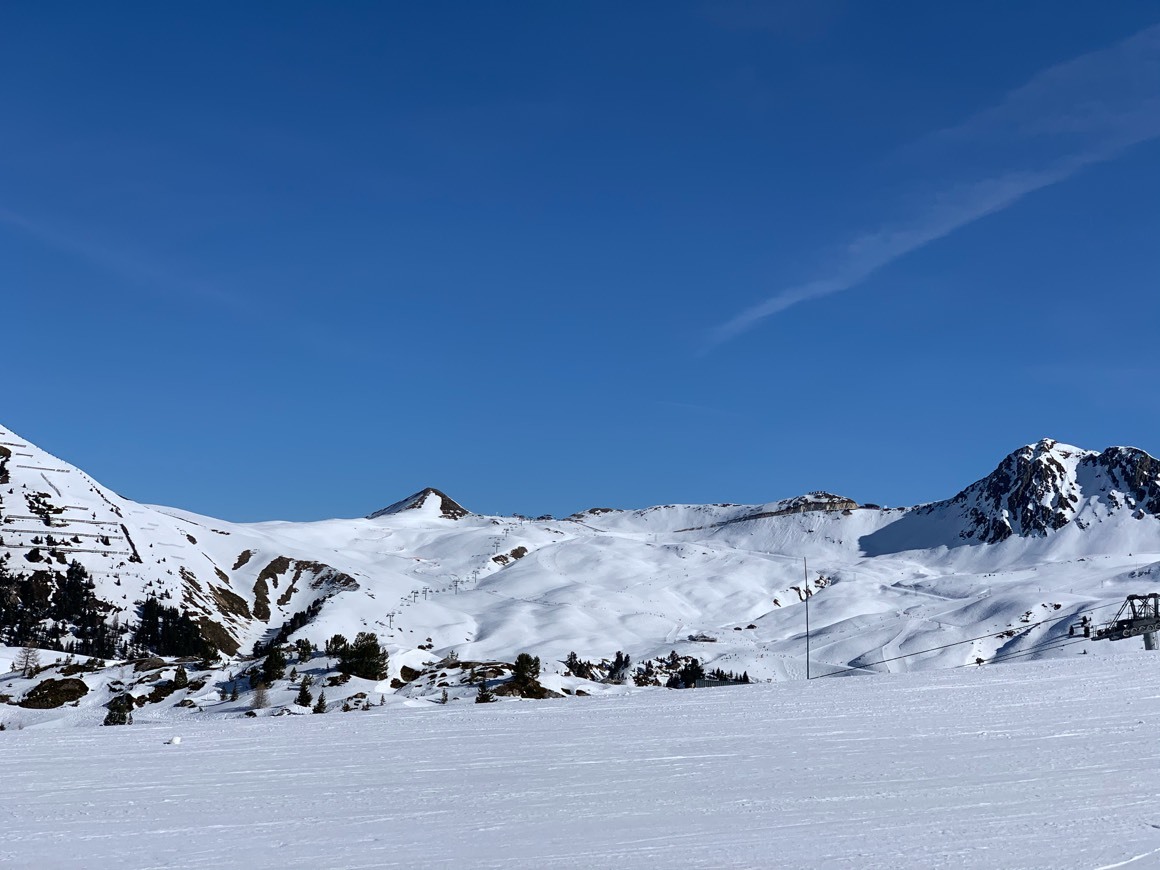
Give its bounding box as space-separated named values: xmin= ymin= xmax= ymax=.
xmin=132 ymin=597 xmax=212 ymax=658
xmin=563 ymin=651 xmax=596 ymax=680
xmin=667 ymin=658 xmax=706 ymax=688
xmin=707 ymin=667 xmax=750 ymax=684
xmin=563 ymin=648 xmax=749 ymax=690
xmin=0 ymin=557 xmax=118 ymax=658
xmin=323 ymin=632 xmax=389 ymax=680
xmin=0 ymin=553 xmax=220 ymax=661
xmin=259 ymin=599 xmax=325 ymax=653
xmin=563 ymin=650 xmax=631 ymax=683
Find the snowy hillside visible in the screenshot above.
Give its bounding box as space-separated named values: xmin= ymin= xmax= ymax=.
xmin=3 ymin=423 xmax=1160 ymax=725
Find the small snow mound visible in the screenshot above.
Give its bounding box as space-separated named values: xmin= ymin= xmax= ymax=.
xmin=165 ymin=736 xmax=181 ymax=745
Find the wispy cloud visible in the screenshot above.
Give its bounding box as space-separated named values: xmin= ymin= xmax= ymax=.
xmin=0 ymin=205 xmax=389 ymax=364
xmin=706 ymin=22 xmax=1160 ymax=349
xmin=0 ymin=206 xmax=244 ymax=310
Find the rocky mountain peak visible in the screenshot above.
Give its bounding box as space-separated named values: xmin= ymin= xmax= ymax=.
xmin=367 ymin=487 xmax=470 ymax=520
xmin=934 ymin=439 xmax=1088 ymax=543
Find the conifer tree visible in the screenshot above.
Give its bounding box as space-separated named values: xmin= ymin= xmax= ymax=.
xmin=295 ymin=638 xmax=313 ymax=663
xmin=678 ymin=658 xmax=705 ymax=688
xmin=262 ymin=647 xmax=287 ymax=684
xmin=295 ymin=682 xmax=313 ymax=707
xmin=173 ymin=664 xmax=188 ymax=689
xmin=312 ymin=691 xmax=326 ymax=714
xmin=512 ymin=653 xmax=540 ymax=687
xmin=337 ymin=632 xmax=389 ymax=680
xmin=475 ymin=681 xmax=496 ymax=704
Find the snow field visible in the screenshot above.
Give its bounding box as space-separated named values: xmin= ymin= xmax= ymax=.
xmin=4 ymin=651 xmax=1160 ymax=869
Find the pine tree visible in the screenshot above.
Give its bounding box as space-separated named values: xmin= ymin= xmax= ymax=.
xmin=262 ymin=647 xmax=287 ymax=684
xmin=440 ymin=688 xmax=449 ymax=705
xmin=608 ymin=651 xmax=631 ymax=684
xmin=295 ymin=682 xmax=313 ymax=708
xmin=337 ymin=632 xmax=389 ymax=680
xmin=295 ymin=638 xmax=313 ymax=663
xmin=173 ymin=664 xmax=188 ymax=689
xmin=312 ymin=691 xmax=326 ymax=714
xmin=475 ymin=681 xmax=496 ymax=704
xmin=678 ymin=658 xmax=705 ymax=688
xmin=229 ymin=681 xmax=238 ymax=701
xmin=512 ymin=653 xmax=541 ymax=687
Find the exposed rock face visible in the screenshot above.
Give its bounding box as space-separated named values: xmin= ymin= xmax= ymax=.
xmin=367 ymin=488 xmax=469 ymax=520
xmin=940 ymin=440 xmax=1081 ymax=543
xmin=726 ymin=492 xmax=859 ymax=525
xmin=905 ymin=439 xmax=1160 ymax=545
xmin=1086 ymin=446 xmax=1160 ymax=516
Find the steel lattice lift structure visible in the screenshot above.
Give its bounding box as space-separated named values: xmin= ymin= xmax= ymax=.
xmin=1075 ymin=593 xmax=1160 ymax=650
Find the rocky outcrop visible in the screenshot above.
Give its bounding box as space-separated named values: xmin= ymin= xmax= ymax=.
xmin=19 ymin=677 xmax=88 ymax=708
xmin=731 ymin=492 xmax=859 ymax=523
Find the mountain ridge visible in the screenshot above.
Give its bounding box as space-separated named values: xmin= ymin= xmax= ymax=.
xmin=4 ymin=421 xmax=1160 ymax=726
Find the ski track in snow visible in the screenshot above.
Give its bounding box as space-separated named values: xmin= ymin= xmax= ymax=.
xmin=4 ymin=652 xmax=1160 ymax=869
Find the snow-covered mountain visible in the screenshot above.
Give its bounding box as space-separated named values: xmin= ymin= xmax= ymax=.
xmin=4 ymin=423 xmax=1160 ymax=725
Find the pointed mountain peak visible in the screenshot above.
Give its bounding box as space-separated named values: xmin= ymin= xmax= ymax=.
xmin=367 ymin=487 xmax=470 ymax=520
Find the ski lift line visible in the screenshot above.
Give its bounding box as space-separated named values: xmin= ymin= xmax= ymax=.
xmin=814 ymin=601 xmax=1119 ymax=679
xmin=958 ymin=636 xmax=1092 ymax=669
xmin=970 ymin=637 xmax=1089 ymax=668
xmin=2 ymin=515 xmax=121 ymax=526
xmin=13 ymin=466 xmax=72 ymax=473
xmin=0 ymin=543 xmax=132 ymax=555
xmin=0 ymin=528 xmax=124 ymax=539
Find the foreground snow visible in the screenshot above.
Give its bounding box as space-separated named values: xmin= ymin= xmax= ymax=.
xmin=4 ymin=652 xmax=1160 ymax=869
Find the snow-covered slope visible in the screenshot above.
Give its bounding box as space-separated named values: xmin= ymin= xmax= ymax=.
xmin=4 ymin=423 xmax=1160 ymax=725
xmin=4 ymin=651 xmax=1160 ymax=869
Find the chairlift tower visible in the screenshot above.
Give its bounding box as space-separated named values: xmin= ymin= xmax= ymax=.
xmin=1090 ymin=593 xmax=1160 ymax=650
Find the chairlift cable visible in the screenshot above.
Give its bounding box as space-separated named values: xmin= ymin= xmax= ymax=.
xmin=814 ymin=600 xmax=1119 ymax=679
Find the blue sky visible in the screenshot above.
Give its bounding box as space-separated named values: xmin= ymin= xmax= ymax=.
xmin=3 ymin=3 xmax=1159 ymax=521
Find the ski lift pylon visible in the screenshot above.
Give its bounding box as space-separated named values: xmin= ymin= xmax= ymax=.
xmin=1093 ymin=593 xmax=1160 ymax=644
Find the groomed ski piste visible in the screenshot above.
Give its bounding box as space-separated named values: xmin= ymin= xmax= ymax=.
xmin=3 ymin=649 xmax=1160 ymax=869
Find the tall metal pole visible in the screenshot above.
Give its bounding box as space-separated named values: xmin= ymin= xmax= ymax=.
xmin=804 ymin=556 xmax=810 ymax=681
